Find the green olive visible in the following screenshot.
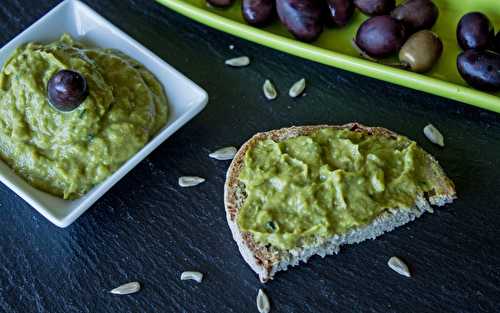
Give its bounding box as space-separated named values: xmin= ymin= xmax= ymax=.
xmin=399 ymin=30 xmax=443 ymax=73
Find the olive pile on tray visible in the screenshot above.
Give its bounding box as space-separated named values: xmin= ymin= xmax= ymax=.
xmin=208 ymin=0 xmax=443 ymax=74
xmin=354 ymin=0 xmax=442 ymax=73
xmin=208 ymin=0 xmax=500 ymax=93
xmin=456 ymin=12 xmax=500 ymax=91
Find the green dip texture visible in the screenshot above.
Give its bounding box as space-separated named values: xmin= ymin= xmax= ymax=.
xmin=237 ymin=128 xmax=435 ymax=250
xmin=0 ymin=34 xmax=168 ymax=199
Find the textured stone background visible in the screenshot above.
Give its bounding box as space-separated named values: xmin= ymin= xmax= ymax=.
xmin=0 ymin=1 xmax=499 ymax=312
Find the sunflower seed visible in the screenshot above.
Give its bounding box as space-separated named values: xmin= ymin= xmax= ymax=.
xmin=229 ymin=44 xmax=235 ymax=50
xmin=263 ymin=80 xmax=278 ymax=100
xmin=110 ymin=282 xmax=141 ymax=295
xmin=178 ymin=176 xmax=205 ymax=187
xmin=423 ymin=124 xmax=444 ymax=147
xmin=288 ymin=78 xmax=306 ymax=98
xmin=209 ymin=146 xmax=237 ymax=160
xmin=256 ymin=289 xmax=271 ymax=313
xmin=387 ymin=256 xmax=411 ymax=277
xmin=180 ymin=271 xmax=204 ymax=283
xmin=225 ymin=56 xmax=250 ymax=67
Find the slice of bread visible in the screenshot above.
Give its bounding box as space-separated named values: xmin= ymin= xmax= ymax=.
xmin=224 ymin=123 xmax=456 ymax=283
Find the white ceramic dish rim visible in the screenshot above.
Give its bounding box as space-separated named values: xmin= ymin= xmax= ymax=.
xmin=0 ymin=0 xmax=208 ymax=227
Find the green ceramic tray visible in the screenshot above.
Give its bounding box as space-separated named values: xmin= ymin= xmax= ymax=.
xmin=156 ymin=0 xmax=500 ymax=113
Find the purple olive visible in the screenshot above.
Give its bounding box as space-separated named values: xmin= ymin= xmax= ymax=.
xmin=326 ymin=0 xmax=355 ymax=27
xmin=47 ymin=70 xmax=88 ymax=112
xmin=355 ymin=15 xmax=406 ymax=58
xmin=391 ymin=0 xmax=439 ymax=33
xmin=276 ymin=0 xmax=323 ymax=42
xmin=457 ymin=12 xmax=494 ymax=51
xmin=207 ymin=0 xmax=234 ymax=7
xmin=354 ymin=0 xmax=395 ymax=16
xmin=242 ymin=0 xmax=276 ymax=26
xmin=457 ymin=49 xmax=500 ymax=91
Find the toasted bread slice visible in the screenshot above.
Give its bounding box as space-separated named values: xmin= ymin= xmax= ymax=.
xmin=224 ymin=123 xmax=456 ymax=283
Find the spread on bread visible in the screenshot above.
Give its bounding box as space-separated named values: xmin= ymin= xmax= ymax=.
xmin=237 ymin=128 xmax=438 ymax=250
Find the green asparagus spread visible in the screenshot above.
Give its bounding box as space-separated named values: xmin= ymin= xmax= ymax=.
xmin=237 ymin=128 xmax=435 ymax=250
xmin=0 ymin=35 xmax=168 ymax=199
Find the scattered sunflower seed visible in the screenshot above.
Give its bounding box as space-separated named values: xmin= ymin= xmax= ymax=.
xmin=225 ymin=56 xmax=250 ymax=67
xmin=180 ymin=271 xmax=204 ymax=283
xmin=178 ymin=176 xmax=205 ymax=187
xmin=288 ymin=78 xmax=306 ymax=98
xmin=110 ymin=282 xmax=141 ymax=295
xmin=387 ymin=256 xmax=411 ymax=277
xmin=262 ymin=80 xmax=278 ymax=100
xmin=256 ymin=289 xmax=271 ymax=313
xmin=209 ymin=146 xmax=237 ymax=160
xmin=423 ymin=124 xmax=444 ymax=147
xmin=229 ymin=44 xmax=235 ymax=50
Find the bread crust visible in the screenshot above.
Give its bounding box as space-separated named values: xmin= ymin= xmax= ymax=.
xmin=224 ymin=123 xmax=456 ymax=282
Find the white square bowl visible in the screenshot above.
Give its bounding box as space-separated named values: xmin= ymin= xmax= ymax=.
xmin=0 ymin=0 xmax=208 ymax=227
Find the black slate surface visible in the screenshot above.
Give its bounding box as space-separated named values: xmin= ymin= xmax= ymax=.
xmin=0 ymin=1 xmax=500 ymax=312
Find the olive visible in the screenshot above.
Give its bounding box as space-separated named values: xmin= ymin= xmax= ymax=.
xmin=276 ymin=0 xmax=323 ymax=42
xmin=326 ymin=0 xmax=355 ymax=27
xmin=47 ymin=70 xmax=88 ymax=112
xmin=391 ymin=0 xmax=439 ymax=33
xmin=457 ymin=12 xmax=494 ymax=51
xmin=399 ymin=30 xmax=442 ymax=73
xmin=355 ymin=15 xmax=406 ymax=58
xmin=206 ymin=0 xmax=234 ymax=7
xmin=242 ymin=0 xmax=276 ymax=26
xmin=353 ymin=0 xmax=395 ymax=16
xmin=457 ymin=49 xmax=500 ymax=91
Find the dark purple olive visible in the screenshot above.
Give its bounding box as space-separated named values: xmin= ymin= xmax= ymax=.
xmin=493 ymin=31 xmax=500 ymax=53
xmin=206 ymin=0 xmax=234 ymax=7
xmin=457 ymin=49 xmax=500 ymax=91
xmin=242 ymin=0 xmax=275 ymax=26
xmin=391 ymin=0 xmax=439 ymax=33
xmin=355 ymin=15 xmax=406 ymax=58
xmin=326 ymin=0 xmax=355 ymax=27
xmin=47 ymin=70 xmax=88 ymax=112
xmin=354 ymin=0 xmax=395 ymax=16
xmin=457 ymin=12 xmax=494 ymax=51
xmin=276 ymin=0 xmax=323 ymax=42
